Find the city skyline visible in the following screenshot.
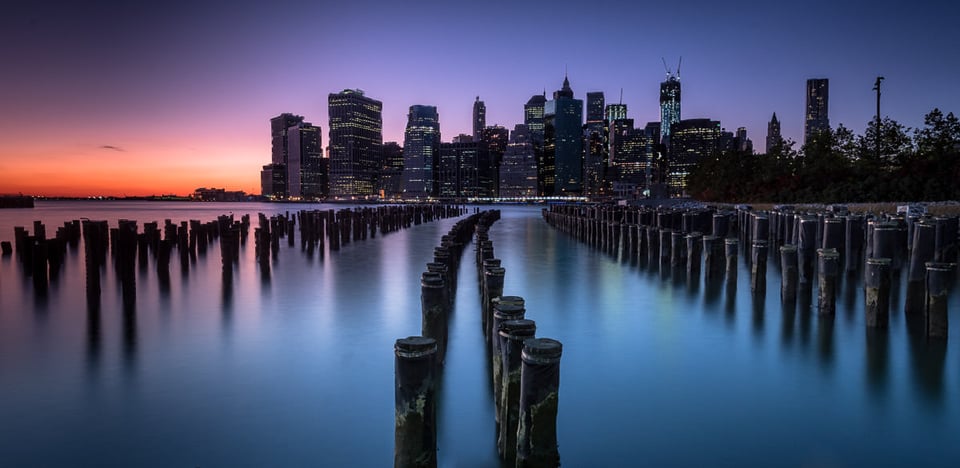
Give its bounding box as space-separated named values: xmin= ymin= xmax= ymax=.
xmin=2 ymin=0 xmax=958 ymax=196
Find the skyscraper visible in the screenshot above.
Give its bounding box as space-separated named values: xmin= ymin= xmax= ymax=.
xmin=766 ymin=113 xmax=782 ymax=154
xmin=499 ymin=124 xmax=538 ymax=198
xmin=669 ymin=118 xmax=721 ymax=196
xmin=481 ymin=125 xmax=509 ymax=197
xmin=660 ymin=72 xmax=681 ymax=144
xmin=584 ymin=92 xmax=608 ymax=198
xmin=264 ymin=113 xmax=305 ymax=198
xmin=524 ymin=94 xmax=546 ymax=144
xmin=328 ymin=90 xmax=383 ymax=198
xmin=287 ymin=123 xmax=323 ymax=199
xmin=473 ymin=97 xmax=486 ymax=141
xmin=605 ymin=103 xmax=627 ymax=124
xmin=378 ymin=142 xmax=404 ymax=198
xmin=544 ymin=75 xmax=584 ymax=195
xmin=403 ymin=105 xmax=441 ymax=198
xmin=805 ymin=79 xmax=829 ymax=145
xmin=438 ymin=139 xmax=483 ymax=198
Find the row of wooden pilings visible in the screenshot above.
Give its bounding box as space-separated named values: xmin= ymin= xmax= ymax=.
xmin=394 ymin=209 xmax=565 ymax=468
xmin=7 ymin=205 xmax=465 ymax=306
xmin=542 ymin=204 xmax=956 ymax=341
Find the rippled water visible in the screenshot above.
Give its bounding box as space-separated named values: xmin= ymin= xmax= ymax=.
xmin=1 ymin=201 xmax=958 ymax=467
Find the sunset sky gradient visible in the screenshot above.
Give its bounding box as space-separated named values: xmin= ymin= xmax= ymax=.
xmin=2 ymin=0 xmax=958 ymax=196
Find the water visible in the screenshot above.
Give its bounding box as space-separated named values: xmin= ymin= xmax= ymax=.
xmin=1 ymin=201 xmax=958 ymax=466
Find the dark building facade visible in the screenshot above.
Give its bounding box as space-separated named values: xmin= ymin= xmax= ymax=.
xmin=288 ymin=123 xmax=324 ymax=199
xmin=473 ymin=97 xmax=486 ymax=141
xmin=438 ymin=140 xmax=484 ymax=198
xmin=583 ymin=92 xmax=608 ymax=198
xmin=499 ymin=124 xmax=538 ymax=198
xmin=766 ymin=112 xmax=782 ymax=154
xmin=481 ymin=125 xmax=508 ymax=197
xmin=263 ymin=113 xmax=305 ymax=198
xmin=669 ymin=118 xmax=721 ymax=196
xmin=402 ymin=105 xmax=441 ymax=198
xmin=805 ymin=78 xmax=829 ymax=145
xmin=544 ymin=76 xmax=584 ymax=195
xmin=524 ymin=94 xmax=547 ymax=195
xmin=378 ymin=141 xmax=404 ymax=198
xmin=328 ymin=90 xmax=383 ymax=198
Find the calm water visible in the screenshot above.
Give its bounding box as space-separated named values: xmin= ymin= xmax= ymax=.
xmin=1 ymin=201 xmax=958 ymax=467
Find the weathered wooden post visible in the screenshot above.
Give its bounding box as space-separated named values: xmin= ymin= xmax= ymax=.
xmin=724 ymin=238 xmax=738 ymax=278
xmin=491 ymin=301 xmax=526 ymax=426
xmin=647 ymin=227 xmax=659 ymax=266
xmin=873 ymin=222 xmax=899 ymax=272
xmin=394 ymin=336 xmax=438 ymax=468
xmin=702 ymin=235 xmax=723 ymax=280
xmin=421 ymin=272 xmax=447 ymax=365
xmin=751 ymin=240 xmax=768 ymax=294
xmin=780 ymin=245 xmax=798 ymax=303
xmin=483 ymin=266 xmax=506 ymax=343
xmin=925 ymin=262 xmax=953 ymax=339
xmin=687 ymin=232 xmax=702 ymax=284
xmin=865 ymin=257 xmax=891 ymax=328
xmin=845 ymin=215 xmax=864 ymax=273
xmin=670 ymin=231 xmax=687 ymax=270
xmin=659 ymin=229 xmax=673 ymax=272
xmin=499 ymin=320 xmax=537 ymax=461
xmin=516 ymin=338 xmax=562 ymax=468
xmin=906 ymin=222 xmax=936 ymax=316
xmin=798 ymin=217 xmax=818 ymax=285
xmin=817 ymin=248 xmax=839 ymax=316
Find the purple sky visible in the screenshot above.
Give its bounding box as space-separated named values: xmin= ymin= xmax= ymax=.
xmin=2 ymin=0 xmax=958 ymax=195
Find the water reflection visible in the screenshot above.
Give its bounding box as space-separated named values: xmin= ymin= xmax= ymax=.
xmin=865 ymin=328 xmax=889 ymax=397
xmin=817 ymin=315 xmax=835 ymax=370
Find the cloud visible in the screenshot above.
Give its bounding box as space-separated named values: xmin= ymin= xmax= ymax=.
xmin=99 ymin=145 xmax=125 ymax=152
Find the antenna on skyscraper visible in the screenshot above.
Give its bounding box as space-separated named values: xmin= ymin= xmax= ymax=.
xmin=661 ymin=57 xmax=671 ymax=78
xmin=619 ymin=88 xmax=623 ymax=105
xmin=677 ymin=57 xmax=682 ymax=79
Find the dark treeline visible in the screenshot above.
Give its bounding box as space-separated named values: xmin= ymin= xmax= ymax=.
xmin=688 ymin=109 xmax=960 ymax=203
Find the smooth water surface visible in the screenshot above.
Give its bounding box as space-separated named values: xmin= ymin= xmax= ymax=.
xmin=1 ymin=201 xmax=958 ymax=466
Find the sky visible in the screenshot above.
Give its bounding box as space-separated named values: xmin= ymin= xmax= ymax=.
xmin=1 ymin=0 xmax=958 ymax=197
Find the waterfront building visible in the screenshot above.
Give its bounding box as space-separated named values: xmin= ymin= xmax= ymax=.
xmin=805 ymin=78 xmax=829 ymax=145
xmin=544 ymin=75 xmax=584 ymax=195
xmin=328 ymin=89 xmax=383 ymax=198
xmin=403 ymin=105 xmax=441 ymax=198
xmin=264 ymin=113 xmax=304 ymax=198
xmin=583 ymin=92 xmax=608 ymax=198
xmin=481 ymin=125 xmax=509 ymax=197
xmin=669 ymin=118 xmax=721 ymax=196
xmin=378 ymin=142 xmax=404 ymax=198
xmin=499 ymin=124 xmax=538 ymax=198
xmin=524 ymin=93 xmax=547 ymax=195
xmin=438 ymin=140 xmax=484 ymax=198
xmin=287 ymin=123 xmax=324 ymax=199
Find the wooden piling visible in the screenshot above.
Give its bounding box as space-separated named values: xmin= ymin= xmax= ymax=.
xmin=516 ymin=338 xmax=562 ymax=468
xmin=394 ymin=336 xmax=438 ymax=468
xmin=865 ymin=258 xmax=891 ymax=328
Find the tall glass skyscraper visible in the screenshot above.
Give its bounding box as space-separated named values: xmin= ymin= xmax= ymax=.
xmin=287 ymin=123 xmax=323 ymax=199
xmin=402 ymin=105 xmax=441 ymax=199
xmin=473 ymin=97 xmax=486 ymax=141
xmin=524 ymin=93 xmax=547 ymax=195
xmin=544 ymin=76 xmax=584 ymax=195
xmin=660 ymin=74 xmax=681 ymax=145
xmin=805 ymin=78 xmax=829 ymax=145
xmin=327 ymin=90 xmax=383 ymax=198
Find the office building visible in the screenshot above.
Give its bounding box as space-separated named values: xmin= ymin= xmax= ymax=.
xmin=481 ymin=125 xmax=509 ymax=197
xmin=287 ymin=123 xmax=324 ymax=199
xmin=379 ymin=142 xmax=404 ymax=198
xmin=499 ymin=124 xmax=538 ymax=198
xmin=328 ymin=89 xmax=383 ymax=198
xmin=544 ymin=75 xmax=584 ymax=195
xmin=805 ymin=78 xmax=829 ymax=145
xmin=473 ymin=97 xmax=486 ymax=141
xmin=660 ymin=73 xmax=681 ymax=144
xmin=438 ymin=140 xmax=484 ymax=198
xmin=669 ymin=118 xmax=721 ymax=195
xmin=403 ymin=105 xmax=441 ymax=198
